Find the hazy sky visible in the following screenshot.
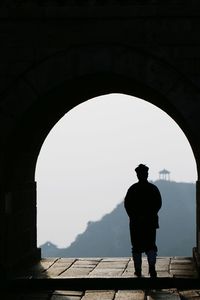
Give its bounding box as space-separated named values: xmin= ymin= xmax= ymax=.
xmin=35 ymin=94 xmax=197 ymax=248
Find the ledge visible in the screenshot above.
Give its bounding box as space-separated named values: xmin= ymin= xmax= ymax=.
xmin=2 ymin=277 xmax=200 ymax=291
xmin=1 ymin=3 xmax=200 ymax=20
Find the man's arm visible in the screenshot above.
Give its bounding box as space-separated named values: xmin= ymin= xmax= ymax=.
xmin=155 ymin=186 xmax=162 ymax=212
xmin=124 ymin=189 xmax=133 ymax=218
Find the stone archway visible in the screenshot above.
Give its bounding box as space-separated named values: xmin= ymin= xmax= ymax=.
xmin=0 ymin=45 xmax=199 ymax=272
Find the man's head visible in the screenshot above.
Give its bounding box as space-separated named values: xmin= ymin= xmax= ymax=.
xmin=135 ymin=164 xmax=149 ymax=181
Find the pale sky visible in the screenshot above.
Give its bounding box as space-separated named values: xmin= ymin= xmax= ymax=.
xmin=35 ymin=94 xmax=197 ymax=248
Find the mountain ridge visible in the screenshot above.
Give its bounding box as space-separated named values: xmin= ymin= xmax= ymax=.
xmin=40 ymin=180 xmax=196 ymax=257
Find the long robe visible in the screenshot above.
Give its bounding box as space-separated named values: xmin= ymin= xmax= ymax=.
xmin=124 ymin=180 xmax=162 ymax=253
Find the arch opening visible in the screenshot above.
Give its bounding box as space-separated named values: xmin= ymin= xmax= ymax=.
xmin=1 ymin=38 xmax=200 ymax=275
xmin=35 ymin=93 xmax=197 ymax=258
xmin=2 ymin=68 xmax=200 ymax=271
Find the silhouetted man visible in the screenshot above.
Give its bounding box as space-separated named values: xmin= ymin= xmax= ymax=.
xmin=124 ymin=164 xmax=162 ymax=277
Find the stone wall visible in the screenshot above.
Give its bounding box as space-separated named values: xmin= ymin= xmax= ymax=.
xmin=0 ymin=3 xmax=200 ymax=273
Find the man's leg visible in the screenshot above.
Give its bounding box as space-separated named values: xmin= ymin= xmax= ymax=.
xmin=146 ymin=249 xmax=157 ymax=278
xmin=132 ymin=251 xmax=142 ymax=277
xmin=129 ymin=223 xmax=142 ymax=277
xmin=145 ymin=228 xmax=158 ymax=278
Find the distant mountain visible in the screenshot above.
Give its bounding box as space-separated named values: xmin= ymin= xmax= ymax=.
xmin=40 ymin=180 xmax=196 ymax=257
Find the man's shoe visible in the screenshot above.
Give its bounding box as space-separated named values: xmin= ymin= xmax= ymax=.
xmin=134 ymin=269 xmax=142 ymax=277
xmin=149 ymin=266 xmax=157 ymax=278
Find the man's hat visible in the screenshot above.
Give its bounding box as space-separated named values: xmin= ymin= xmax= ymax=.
xmin=135 ymin=164 xmax=149 ymax=173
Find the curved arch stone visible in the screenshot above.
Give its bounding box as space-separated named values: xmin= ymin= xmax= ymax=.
xmin=1 ymin=44 xmax=198 ymax=139
xmin=0 ymin=44 xmax=199 ymax=272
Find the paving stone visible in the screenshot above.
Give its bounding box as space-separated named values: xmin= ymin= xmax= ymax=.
xmin=101 ymin=258 xmax=129 ymax=262
xmin=170 ymin=264 xmax=194 ymax=270
xmin=50 ymin=291 xmax=83 ymax=300
xmin=170 ymin=270 xmax=196 ymax=277
xmin=60 ymin=267 xmax=94 ymax=277
xmin=147 ymin=290 xmax=181 ymax=299
xmin=170 ymin=258 xmax=193 ymax=265
xmin=94 ymin=261 xmax=128 ymax=269
xmin=8 ymin=257 xmax=200 ymax=299
xmin=51 ymin=295 xmax=81 ymax=300
xmin=81 ymin=290 xmax=115 ymax=300
xmin=73 ymin=260 xmax=100 ymax=265
xmin=157 ymin=271 xmax=172 ymax=277
xmin=115 ymin=290 xmax=145 ymax=299
xmin=31 ymin=258 xmax=59 ymax=275
xmin=179 ymin=290 xmax=200 ymax=299
xmin=89 ymin=268 xmax=123 ymax=276
xmin=42 ymin=259 xmax=76 ymax=277
xmin=52 ymin=290 xmax=83 ymax=296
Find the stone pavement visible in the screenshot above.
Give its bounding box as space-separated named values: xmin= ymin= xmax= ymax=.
xmin=3 ymin=257 xmax=200 ymax=299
